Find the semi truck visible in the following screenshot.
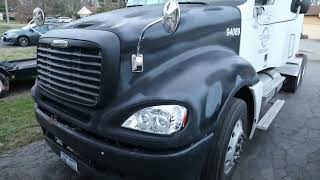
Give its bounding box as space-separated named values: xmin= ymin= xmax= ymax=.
xmin=31 ymin=0 xmax=310 ymax=179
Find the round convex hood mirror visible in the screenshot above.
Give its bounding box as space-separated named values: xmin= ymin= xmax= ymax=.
xmin=33 ymin=7 xmax=45 ymax=26
xmin=162 ymin=0 xmax=181 ymax=34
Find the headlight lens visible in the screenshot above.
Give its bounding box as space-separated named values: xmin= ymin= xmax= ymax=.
xmin=121 ymin=105 xmax=188 ymax=135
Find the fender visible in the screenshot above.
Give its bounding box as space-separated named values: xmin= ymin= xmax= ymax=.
xmin=0 ymin=66 xmax=10 ymax=77
xmin=93 ymin=46 xmax=259 ymax=149
xmin=249 ymin=81 xmax=263 ymax=139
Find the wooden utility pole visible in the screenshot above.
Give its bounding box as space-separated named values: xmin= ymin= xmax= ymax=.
xmin=5 ymin=0 xmax=10 ymax=23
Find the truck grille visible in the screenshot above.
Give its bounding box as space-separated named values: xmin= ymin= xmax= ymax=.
xmin=37 ymin=41 xmax=102 ymax=105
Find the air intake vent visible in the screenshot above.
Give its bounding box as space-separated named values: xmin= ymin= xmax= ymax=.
xmin=37 ymin=40 xmax=102 ymax=105
xmin=75 ymin=23 xmax=95 ymax=28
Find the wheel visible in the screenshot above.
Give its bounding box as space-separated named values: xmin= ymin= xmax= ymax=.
xmin=17 ymin=36 xmax=30 ymax=47
xmin=203 ymin=98 xmax=249 ymax=180
xmin=282 ymin=54 xmax=307 ymax=93
xmin=0 ymin=73 xmax=10 ymax=98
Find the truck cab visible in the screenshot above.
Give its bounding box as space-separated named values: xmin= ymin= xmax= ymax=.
xmin=31 ymin=0 xmax=310 ymax=179
xmin=240 ymin=0 xmax=304 ymax=71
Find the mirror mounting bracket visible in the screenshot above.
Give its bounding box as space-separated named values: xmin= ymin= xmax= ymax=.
xmin=253 ymin=6 xmax=264 ymax=18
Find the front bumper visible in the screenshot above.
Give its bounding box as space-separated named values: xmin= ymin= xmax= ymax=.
xmin=35 ymin=102 xmax=213 ymax=180
xmin=1 ymin=36 xmax=15 ymax=43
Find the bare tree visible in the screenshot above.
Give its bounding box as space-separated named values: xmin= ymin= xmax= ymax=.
xmin=15 ymin=1 xmax=34 ymax=23
xmin=63 ymin=0 xmax=96 ymax=18
xmin=14 ymin=0 xmax=123 ymax=22
xmin=311 ymin=0 xmax=320 ymax=6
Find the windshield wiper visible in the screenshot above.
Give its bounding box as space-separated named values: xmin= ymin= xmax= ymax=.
xmin=178 ymin=1 xmax=209 ymax=5
xmin=127 ymin=4 xmax=144 ymax=7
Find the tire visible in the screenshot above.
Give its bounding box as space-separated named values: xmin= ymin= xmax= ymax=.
xmin=203 ymin=98 xmax=249 ymax=180
xmin=0 ymin=73 xmax=10 ymax=98
xmin=17 ymin=36 xmax=30 ymax=47
xmin=282 ymin=54 xmax=307 ymax=93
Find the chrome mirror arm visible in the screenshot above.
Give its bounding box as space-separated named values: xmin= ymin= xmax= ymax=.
xmin=28 ymin=17 xmax=43 ymax=35
xmin=136 ymin=17 xmax=163 ymax=55
xmin=132 ymin=0 xmax=180 ymax=73
xmin=132 ymin=17 xmax=162 ymax=73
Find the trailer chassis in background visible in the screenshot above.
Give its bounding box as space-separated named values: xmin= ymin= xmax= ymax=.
xmin=0 ymin=58 xmax=37 ymax=98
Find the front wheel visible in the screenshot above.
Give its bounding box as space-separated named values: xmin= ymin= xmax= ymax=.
xmin=203 ymin=98 xmax=249 ymax=180
xmin=17 ymin=36 xmax=30 ymax=47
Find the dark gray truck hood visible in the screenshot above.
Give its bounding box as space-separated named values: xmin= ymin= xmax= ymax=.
xmin=42 ymin=4 xmax=242 ymax=94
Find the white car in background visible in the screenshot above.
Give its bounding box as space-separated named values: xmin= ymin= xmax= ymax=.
xmin=57 ymin=17 xmax=73 ymax=23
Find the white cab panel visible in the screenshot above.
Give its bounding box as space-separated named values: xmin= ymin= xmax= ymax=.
xmin=238 ymin=0 xmax=304 ymax=73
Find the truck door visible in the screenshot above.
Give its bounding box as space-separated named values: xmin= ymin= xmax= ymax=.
xmin=253 ymin=0 xmax=276 ymax=70
xmin=238 ymin=0 xmax=276 ymax=72
xmin=238 ymin=0 xmax=304 ymax=72
xmin=253 ymin=0 xmax=304 ymax=69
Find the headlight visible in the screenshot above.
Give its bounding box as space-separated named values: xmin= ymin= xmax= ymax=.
xmin=6 ymin=33 xmax=18 ymax=38
xmin=121 ymin=105 xmax=188 ymax=135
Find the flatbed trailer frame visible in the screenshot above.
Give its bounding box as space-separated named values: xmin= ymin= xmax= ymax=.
xmin=0 ymin=58 xmax=37 ymax=98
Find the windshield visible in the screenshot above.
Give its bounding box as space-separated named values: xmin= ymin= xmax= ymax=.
xmin=21 ymin=24 xmax=36 ymax=30
xmin=127 ymin=0 xmax=241 ymax=6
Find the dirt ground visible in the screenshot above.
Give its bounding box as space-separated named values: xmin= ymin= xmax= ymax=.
xmin=303 ymin=16 xmax=320 ymax=40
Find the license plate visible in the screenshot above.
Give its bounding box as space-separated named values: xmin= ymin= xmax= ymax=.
xmin=60 ymin=151 xmax=79 ymax=173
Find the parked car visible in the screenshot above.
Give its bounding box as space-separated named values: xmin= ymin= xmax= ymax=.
xmin=1 ymin=23 xmax=59 ymax=46
xmin=45 ymin=17 xmax=58 ymax=23
xmin=57 ymin=17 xmax=73 ymax=23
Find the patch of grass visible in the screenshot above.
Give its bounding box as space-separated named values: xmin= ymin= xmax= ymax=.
xmin=0 ymin=93 xmax=42 ymax=154
xmin=0 ymin=21 xmax=25 ymax=35
xmin=0 ymin=47 xmax=37 ymax=61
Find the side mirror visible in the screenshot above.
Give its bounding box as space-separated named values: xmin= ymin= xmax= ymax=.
xmin=32 ymin=7 xmax=45 ymax=26
xmin=291 ymin=0 xmax=311 ymax=14
xmin=162 ymin=0 xmax=181 ymax=34
xmin=28 ymin=7 xmax=45 ymax=35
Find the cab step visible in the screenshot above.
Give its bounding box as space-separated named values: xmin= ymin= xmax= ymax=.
xmin=257 ymin=100 xmax=285 ymax=130
xmin=262 ymin=76 xmax=286 ymax=98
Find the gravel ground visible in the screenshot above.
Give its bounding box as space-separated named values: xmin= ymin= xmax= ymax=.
xmin=0 ymin=40 xmax=319 ymax=180
xmin=232 ymin=62 xmax=320 ymax=180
